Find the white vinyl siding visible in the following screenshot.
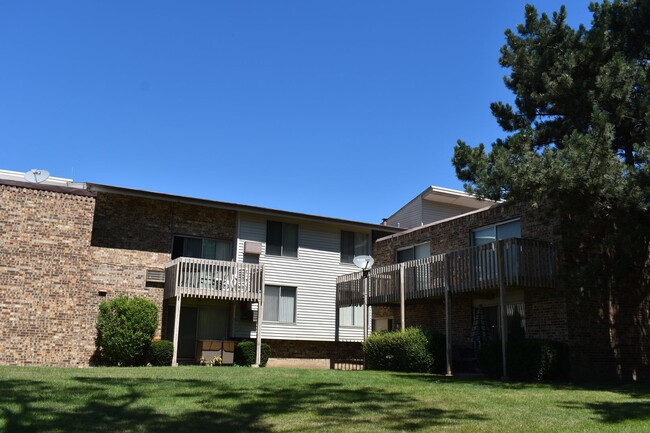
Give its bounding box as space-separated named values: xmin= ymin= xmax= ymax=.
xmin=387 ymin=198 xmax=478 ymax=229
xmin=234 ymin=213 xmax=368 ymax=342
xmin=421 ymin=201 xmax=477 ymax=226
xmin=385 ymin=198 xmax=422 ymax=229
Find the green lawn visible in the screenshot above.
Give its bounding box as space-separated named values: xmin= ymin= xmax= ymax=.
xmin=1 ymin=366 xmax=649 ymax=433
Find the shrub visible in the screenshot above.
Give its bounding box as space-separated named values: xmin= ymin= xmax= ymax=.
xmin=478 ymin=339 xmax=570 ymax=381
xmin=234 ymin=341 xmax=271 ymax=367
xmin=95 ymin=296 xmax=158 ymax=366
xmin=149 ymin=340 xmax=174 ymax=366
xmin=363 ymin=327 xmax=444 ymax=373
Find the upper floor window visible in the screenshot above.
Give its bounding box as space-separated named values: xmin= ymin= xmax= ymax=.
xmin=266 ymin=221 xmax=298 ymax=257
xmin=472 ymin=219 xmax=521 ymax=246
xmin=397 ymin=243 xmax=430 ymax=263
xmin=172 ymin=236 xmax=232 ymax=260
xmin=340 ymin=231 xmax=370 ymax=263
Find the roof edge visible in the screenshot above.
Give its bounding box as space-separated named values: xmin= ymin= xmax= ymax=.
xmin=0 ymin=178 xmax=96 ymax=197
xmin=376 ymin=203 xmax=502 ymax=242
xmin=87 ymin=183 xmax=403 ymax=233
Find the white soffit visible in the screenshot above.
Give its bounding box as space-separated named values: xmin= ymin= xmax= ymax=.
xmin=421 ymin=186 xmax=489 ymax=209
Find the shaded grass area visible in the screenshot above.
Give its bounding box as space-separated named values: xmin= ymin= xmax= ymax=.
xmin=1 ymin=366 xmax=649 ymax=432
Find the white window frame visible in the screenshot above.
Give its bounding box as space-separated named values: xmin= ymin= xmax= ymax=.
xmin=263 ymin=285 xmax=297 ymax=323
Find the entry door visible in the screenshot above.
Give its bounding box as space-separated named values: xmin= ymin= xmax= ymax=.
xmin=165 ymin=306 xmax=198 ymax=360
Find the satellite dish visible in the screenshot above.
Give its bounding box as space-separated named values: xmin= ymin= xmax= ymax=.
xmin=24 ymin=169 xmax=50 ymax=184
xmin=353 ymin=255 xmax=374 ymax=270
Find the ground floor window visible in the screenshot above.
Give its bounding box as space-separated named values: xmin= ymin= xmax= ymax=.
xmin=372 ymin=317 xmax=393 ymax=332
xmin=472 ymin=291 xmax=526 ymax=350
xmin=339 ymin=305 xmax=363 ymax=327
xmin=264 ymin=285 xmax=296 ymax=323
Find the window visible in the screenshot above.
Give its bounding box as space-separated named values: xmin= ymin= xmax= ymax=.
xmin=341 ymin=231 xmax=370 ymax=263
xmin=472 ymin=294 xmax=526 ymax=349
xmin=471 ymin=219 xmax=522 ymax=283
xmin=396 ymin=243 xmax=430 ymax=263
xmin=397 ymin=243 xmax=431 ymax=291
xmin=266 ymin=221 xmax=298 ymax=257
xmin=372 ymin=318 xmax=393 ymax=332
xmin=263 ymin=285 xmax=296 ymax=323
xmin=472 ymin=219 xmax=521 ymax=246
xmin=172 ymin=236 xmax=232 ymax=260
xmin=339 ymin=305 xmax=363 ymax=327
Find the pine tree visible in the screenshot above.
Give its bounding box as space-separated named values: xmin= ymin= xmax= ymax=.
xmin=452 ymin=0 xmax=649 ymax=380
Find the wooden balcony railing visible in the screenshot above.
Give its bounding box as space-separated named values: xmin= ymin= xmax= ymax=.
xmin=336 ymin=238 xmax=557 ymax=307
xmin=164 ymin=257 xmax=264 ymax=302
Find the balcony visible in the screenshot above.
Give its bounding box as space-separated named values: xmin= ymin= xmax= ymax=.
xmin=336 ymin=238 xmax=557 ymax=308
xmin=164 ymin=257 xmax=265 ymax=302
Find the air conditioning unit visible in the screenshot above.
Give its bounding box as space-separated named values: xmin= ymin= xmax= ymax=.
xmin=146 ymin=269 xmax=165 ymax=283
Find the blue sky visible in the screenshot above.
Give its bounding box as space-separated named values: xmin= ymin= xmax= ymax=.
xmin=1 ymin=1 xmax=594 ymax=223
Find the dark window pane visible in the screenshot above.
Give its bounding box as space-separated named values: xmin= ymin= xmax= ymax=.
xmin=171 ymin=237 xmax=184 ymax=259
xmin=341 ymin=231 xmax=355 ymax=263
xmin=183 ymin=237 xmax=202 ymax=258
xmin=496 ymin=220 xmax=521 ymax=240
xmin=266 ymin=221 xmax=283 ymax=256
xmin=397 ymin=248 xmax=414 ymax=263
xmin=354 ymin=232 xmax=369 ymax=256
xmin=282 ymin=223 xmax=298 ymax=257
xmin=202 ymin=239 xmax=217 ymax=260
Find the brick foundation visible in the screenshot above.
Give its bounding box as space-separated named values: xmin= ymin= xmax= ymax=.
xmin=265 ymin=339 xmax=363 ymax=368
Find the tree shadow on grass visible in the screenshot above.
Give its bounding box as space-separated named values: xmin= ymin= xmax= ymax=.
xmin=565 ymin=401 xmax=650 ymax=424
xmin=0 ymin=375 xmax=488 ymax=433
xmin=392 ymin=372 xmax=650 ymax=396
xmin=390 ymin=372 xmax=650 ymax=425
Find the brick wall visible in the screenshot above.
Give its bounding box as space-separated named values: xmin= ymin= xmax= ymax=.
xmin=89 ymin=192 xmax=238 ymax=341
xmin=265 ymin=339 xmax=362 ymax=361
xmin=0 ymin=183 xmax=97 ymax=366
xmin=0 ymin=187 xmax=239 ymax=366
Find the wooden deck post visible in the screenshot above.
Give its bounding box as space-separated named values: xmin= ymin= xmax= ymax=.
xmin=362 ymin=273 xmax=369 ymax=341
xmin=444 ymin=258 xmax=452 ymax=376
xmin=171 ymin=294 xmax=182 ymax=366
xmin=497 ymin=241 xmax=509 ymax=380
xmin=335 ymin=280 xmax=340 ymax=343
xmin=399 ymin=263 xmax=406 ymax=331
xmin=255 ymin=269 xmax=265 ymax=367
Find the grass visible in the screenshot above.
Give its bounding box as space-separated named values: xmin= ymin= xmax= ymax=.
xmin=1 ymin=366 xmax=649 ymax=432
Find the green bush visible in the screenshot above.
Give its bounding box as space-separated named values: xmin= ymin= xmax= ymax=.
xmin=478 ymin=339 xmax=570 ymax=381
xmin=149 ymin=340 xmax=174 ymax=366
xmin=234 ymin=341 xmax=271 ymax=367
xmin=363 ymin=327 xmax=444 ymax=373
xmin=95 ymin=296 xmax=158 ymax=366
